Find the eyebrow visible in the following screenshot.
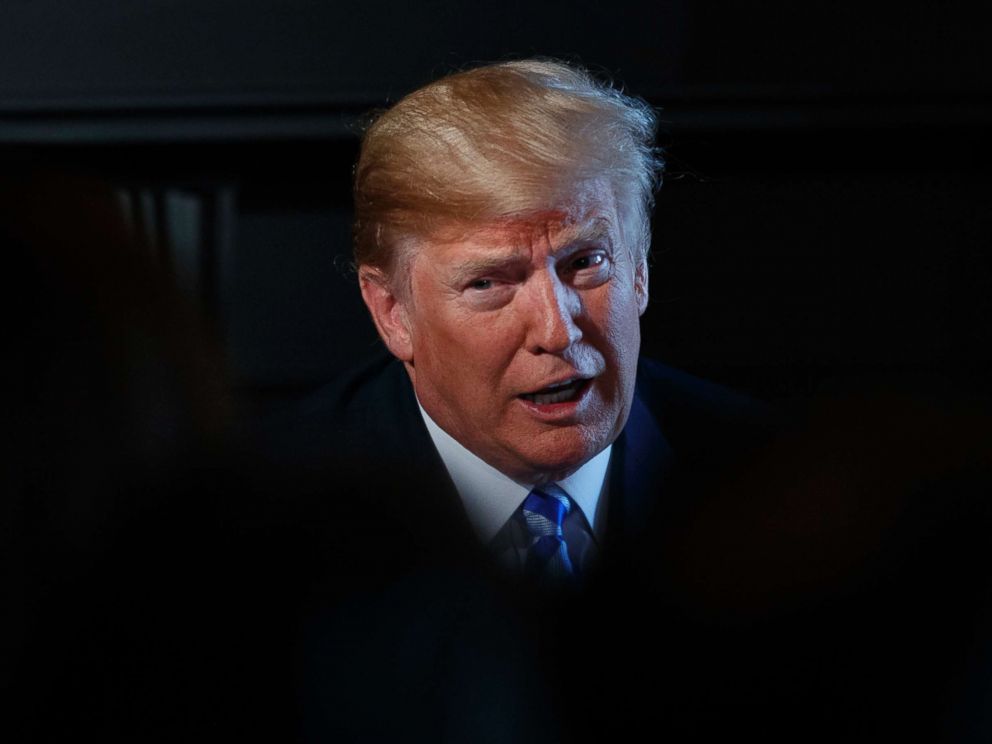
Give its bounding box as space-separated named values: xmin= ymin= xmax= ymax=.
xmin=447 ymin=218 xmax=615 ymax=283
xmin=448 ymin=255 xmax=526 ymax=285
xmin=557 ymin=217 xmax=613 ymax=246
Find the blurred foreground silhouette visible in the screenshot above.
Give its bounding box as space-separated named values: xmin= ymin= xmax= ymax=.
xmin=3 ymin=168 xmax=990 ymax=742
xmin=0 ymin=169 xmax=294 ymax=741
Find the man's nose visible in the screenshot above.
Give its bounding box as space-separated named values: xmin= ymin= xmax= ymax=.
xmin=524 ymin=272 xmax=583 ymax=354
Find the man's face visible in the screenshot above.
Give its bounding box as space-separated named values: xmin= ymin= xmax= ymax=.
xmin=372 ymin=181 xmax=648 ymax=484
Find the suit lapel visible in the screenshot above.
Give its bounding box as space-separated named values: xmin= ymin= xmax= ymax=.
xmin=607 ymin=381 xmax=674 ymax=550
xmin=367 ymin=355 xmax=676 ymax=565
xmin=371 ymin=361 xmax=479 ymax=557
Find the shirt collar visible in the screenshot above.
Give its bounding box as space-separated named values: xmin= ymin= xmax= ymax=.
xmin=417 ymin=401 xmax=611 ymax=544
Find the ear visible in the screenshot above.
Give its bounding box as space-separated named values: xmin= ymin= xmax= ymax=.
xmin=359 ymin=267 xmax=415 ymax=362
xmin=634 ymin=257 xmax=650 ymax=316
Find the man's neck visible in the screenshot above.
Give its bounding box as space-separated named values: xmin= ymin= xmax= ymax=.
xmin=417 ymin=399 xmax=611 ymax=545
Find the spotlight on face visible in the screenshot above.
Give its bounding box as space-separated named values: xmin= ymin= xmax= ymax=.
xmin=361 ymin=179 xmax=648 ymax=484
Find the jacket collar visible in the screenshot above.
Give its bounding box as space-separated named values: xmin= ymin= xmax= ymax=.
xmin=606 ymin=372 xmax=674 ymax=550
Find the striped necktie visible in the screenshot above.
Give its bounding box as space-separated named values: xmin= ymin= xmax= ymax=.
xmin=521 ymin=484 xmax=576 ymax=585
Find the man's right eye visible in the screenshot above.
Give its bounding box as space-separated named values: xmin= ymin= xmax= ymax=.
xmin=462 ymin=276 xmax=515 ymax=309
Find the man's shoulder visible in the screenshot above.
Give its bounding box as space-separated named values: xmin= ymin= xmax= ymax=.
xmin=634 ymin=356 xmax=779 ymax=462
xmin=251 ymin=352 xmax=776 ymax=465
xmin=605 ymin=357 xmax=779 ymax=543
xmin=637 ymin=357 xmax=772 ymax=422
xmin=248 ymin=348 xmax=422 ymax=468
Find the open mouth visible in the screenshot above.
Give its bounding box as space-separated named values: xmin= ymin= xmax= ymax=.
xmin=519 ymin=378 xmax=590 ymax=405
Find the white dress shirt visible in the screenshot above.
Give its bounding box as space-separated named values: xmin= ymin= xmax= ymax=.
xmin=418 ymin=402 xmax=611 ymax=575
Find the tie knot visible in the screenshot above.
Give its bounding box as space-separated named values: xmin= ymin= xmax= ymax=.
xmin=521 ymin=484 xmax=572 ymax=537
xmin=520 ymin=484 xmax=576 ymax=585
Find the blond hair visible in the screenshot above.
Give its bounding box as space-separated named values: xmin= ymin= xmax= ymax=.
xmin=352 ymin=58 xmax=663 ymax=275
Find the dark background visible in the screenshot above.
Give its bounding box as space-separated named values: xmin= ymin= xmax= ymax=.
xmin=3 ymin=0 xmax=990 ymax=402
xmin=4 ymin=5 xmax=992 ymax=741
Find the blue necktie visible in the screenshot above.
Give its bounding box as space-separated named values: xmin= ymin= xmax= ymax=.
xmin=521 ymin=484 xmax=576 ymax=585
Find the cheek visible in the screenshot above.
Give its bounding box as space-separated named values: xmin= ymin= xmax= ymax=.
xmin=591 ymin=290 xmax=642 ymax=400
xmin=614 ymin=303 xmax=642 ymax=373
xmin=594 ymin=285 xmax=641 ymax=352
xmin=473 ymin=322 xmax=527 ymax=388
xmin=419 ymin=311 xmax=518 ymax=387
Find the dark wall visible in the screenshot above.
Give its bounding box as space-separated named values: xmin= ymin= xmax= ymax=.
xmin=3 ymin=1 xmax=988 ymax=106
xmin=647 ymin=126 xmax=992 ymax=399
xmin=3 ymin=1 xmax=990 ymax=401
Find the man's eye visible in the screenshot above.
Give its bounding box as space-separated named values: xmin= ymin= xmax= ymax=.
xmin=572 ymin=253 xmax=605 ymax=271
xmin=463 ymin=277 xmax=514 ymax=309
xmin=561 ymin=250 xmax=611 ymax=287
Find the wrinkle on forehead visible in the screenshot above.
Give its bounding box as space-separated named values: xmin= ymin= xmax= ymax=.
xmin=426 ymin=177 xmax=617 ymax=241
xmin=440 ymin=215 xmax=614 ymax=256
xmin=436 ymin=184 xmax=618 ymax=249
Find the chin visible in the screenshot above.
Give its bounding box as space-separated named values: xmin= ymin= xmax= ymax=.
xmin=515 ymin=437 xmax=601 ymax=483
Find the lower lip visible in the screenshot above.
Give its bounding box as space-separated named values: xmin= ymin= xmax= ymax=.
xmin=516 ymin=380 xmax=593 ymax=421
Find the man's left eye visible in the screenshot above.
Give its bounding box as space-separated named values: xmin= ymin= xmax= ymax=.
xmin=561 ymin=250 xmax=611 ymax=287
xmin=571 ymin=254 xmax=605 ymax=271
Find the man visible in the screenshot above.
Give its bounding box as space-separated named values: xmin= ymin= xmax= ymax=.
xmin=353 ymin=59 xmax=657 ymax=581
xmin=341 ymin=58 xmax=768 ymax=580
xmin=264 ymin=60 xmax=992 ymax=743
xmin=266 ymin=59 xmax=772 ymax=742
xmin=264 ymin=59 xmax=768 ymax=583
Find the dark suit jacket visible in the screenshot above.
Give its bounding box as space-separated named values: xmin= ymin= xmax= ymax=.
xmin=251 ymin=352 xmax=992 ymax=743
xmin=249 ymin=348 xmax=778 ymax=743
xmin=255 ymin=348 xmax=773 ymax=573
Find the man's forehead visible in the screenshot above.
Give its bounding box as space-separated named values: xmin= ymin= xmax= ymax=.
xmin=453 ymin=213 xmax=611 ymax=247
xmin=428 ymin=187 xmax=620 ymax=253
